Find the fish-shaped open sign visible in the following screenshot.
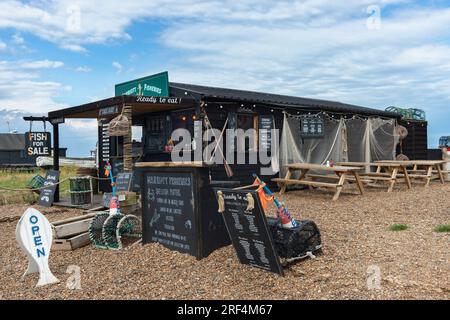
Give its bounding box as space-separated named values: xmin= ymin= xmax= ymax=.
xmin=16 ymin=208 xmax=59 ymax=287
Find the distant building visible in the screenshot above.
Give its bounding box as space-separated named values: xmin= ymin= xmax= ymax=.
xmin=0 ymin=133 xmax=67 ymax=167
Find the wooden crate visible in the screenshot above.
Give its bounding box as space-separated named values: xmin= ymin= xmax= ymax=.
xmin=53 ymin=232 xmax=91 ymax=251
xmin=52 ymin=213 xmax=96 ymax=239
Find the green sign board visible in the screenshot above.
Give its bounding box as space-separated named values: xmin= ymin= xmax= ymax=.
xmin=115 ymin=71 xmax=169 ymax=97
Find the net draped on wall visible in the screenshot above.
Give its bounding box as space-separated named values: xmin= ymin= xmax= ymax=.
xmin=279 ymin=112 xmax=398 ymax=177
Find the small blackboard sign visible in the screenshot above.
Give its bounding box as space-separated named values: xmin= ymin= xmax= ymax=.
xmin=228 ymin=113 xmax=237 ymax=152
xmin=116 ymin=172 xmax=133 ymax=192
xmin=38 ymin=170 xmax=60 ymax=207
xmin=143 ymin=172 xmax=198 ymax=256
xmin=99 ymin=105 xmax=119 ymax=117
xmin=300 ymin=115 xmax=325 ymax=138
xmin=216 ymin=189 xmax=284 ymax=275
xmin=259 ymin=115 xmax=274 ymax=151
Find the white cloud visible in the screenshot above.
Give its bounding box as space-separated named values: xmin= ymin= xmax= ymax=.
xmin=112 ymin=61 xmax=123 ymax=74
xmin=0 ymin=0 xmax=407 ymax=52
xmin=11 ymin=33 xmax=24 ymax=45
xmin=20 ymin=59 xmax=64 ymax=69
xmin=0 ymin=60 xmax=69 ymax=112
xmin=75 ymin=66 xmax=92 ymax=73
xmin=65 ymin=119 xmax=97 ymax=132
xmin=0 ymin=40 xmax=6 ymax=50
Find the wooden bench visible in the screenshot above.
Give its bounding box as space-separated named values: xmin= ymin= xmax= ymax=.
xmin=273 ymin=163 xmax=365 ymax=201
xmin=306 ymin=174 xmax=373 ymax=184
xmin=376 ymin=160 xmax=447 ymax=186
xmin=338 ymin=162 xmax=412 ymax=192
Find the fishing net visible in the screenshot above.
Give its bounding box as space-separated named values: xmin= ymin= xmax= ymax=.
xmin=267 ymin=218 xmax=322 ymax=262
xmin=280 ymin=114 xmax=344 ymax=178
xmin=108 ymin=114 xmax=130 ymax=136
xmin=280 ymin=112 xmax=398 ymax=176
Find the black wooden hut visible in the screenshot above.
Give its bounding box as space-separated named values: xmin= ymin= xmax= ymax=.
xmin=45 ymin=74 xmax=401 ymax=195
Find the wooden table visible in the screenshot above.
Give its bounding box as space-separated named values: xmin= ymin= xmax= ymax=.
xmin=272 ymin=163 xmax=365 ymax=201
xmin=376 ymin=160 xmax=446 ymax=186
xmin=338 ymin=161 xmax=412 ymax=192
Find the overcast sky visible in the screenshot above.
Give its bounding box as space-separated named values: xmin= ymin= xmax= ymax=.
xmin=0 ymin=0 xmax=449 ymax=156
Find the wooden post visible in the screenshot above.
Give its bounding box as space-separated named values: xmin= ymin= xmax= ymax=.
xmin=53 ymin=123 xmax=60 ymax=202
xmin=122 ymin=105 xmax=133 ymax=172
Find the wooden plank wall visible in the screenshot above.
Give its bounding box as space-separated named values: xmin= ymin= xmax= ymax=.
xmin=206 ymin=103 xmax=284 ymax=185
xmin=398 ymin=120 xmax=428 ymax=160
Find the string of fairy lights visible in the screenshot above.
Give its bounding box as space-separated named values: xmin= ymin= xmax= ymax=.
xmin=202 ymin=100 xmax=402 ymax=123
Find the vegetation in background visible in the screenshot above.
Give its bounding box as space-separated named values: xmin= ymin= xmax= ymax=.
xmin=389 ymin=223 xmax=409 ymax=231
xmin=433 ymin=224 xmax=450 ymax=233
xmin=0 ymin=166 xmax=80 ymax=205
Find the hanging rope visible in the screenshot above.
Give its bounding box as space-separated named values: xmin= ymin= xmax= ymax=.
xmin=0 ymin=174 xmax=118 ymax=192
xmin=0 ymin=177 xmax=71 ymax=192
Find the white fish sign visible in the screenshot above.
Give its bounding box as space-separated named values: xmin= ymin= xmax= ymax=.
xmin=16 ymin=208 xmax=59 ymax=287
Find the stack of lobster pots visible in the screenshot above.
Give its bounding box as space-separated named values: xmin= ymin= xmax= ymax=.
xmin=76 ymin=167 xmax=99 ymax=194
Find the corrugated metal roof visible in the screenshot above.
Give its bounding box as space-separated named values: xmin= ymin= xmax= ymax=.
xmin=169 ymin=82 xmax=399 ymax=118
xmin=0 ymin=134 xmax=25 ymax=150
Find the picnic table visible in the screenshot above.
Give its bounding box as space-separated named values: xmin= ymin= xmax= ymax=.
xmin=272 ymin=163 xmax=365 ymax=201
xmin=376 ymin=160 xmax=446 ymax=186
xmin=338 ymin=161 xmax=412 ymax=192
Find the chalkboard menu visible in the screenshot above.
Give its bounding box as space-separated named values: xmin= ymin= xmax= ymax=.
xmin=38 ymin=170 xmax=60 ymax=207
xmin=228 ymin=113 xmax=237 ymax=152
xmin=116 ymin=172 xmax=133 ymax=192
xmin=216 ymin=189 xmax=283 ymax=275
xmin=143 ymin=171 xmax=198 ymax=256
xmin=300 ymin=115 xmax=325 ymax=138
xmin=259 ymin=115 xmax=274 ymax=151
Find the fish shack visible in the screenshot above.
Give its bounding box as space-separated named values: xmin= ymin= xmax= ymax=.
xmin=43 ymin=71 xmax=409 ymax=258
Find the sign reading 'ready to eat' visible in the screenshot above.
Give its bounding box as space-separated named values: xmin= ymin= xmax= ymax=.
xmin=25 ymin=132 xmax=51 ymax=156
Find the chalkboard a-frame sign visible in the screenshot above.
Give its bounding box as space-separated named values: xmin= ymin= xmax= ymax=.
xmin=38 ymin=170 xmax=60 ymax=207
xmin=215 ymin=189 xmax=284 ymax=276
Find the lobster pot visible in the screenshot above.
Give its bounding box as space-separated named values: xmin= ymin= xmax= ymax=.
xmin=76 ymin=167 xmax=99 ymax=194
xmin=89 ymin=212 xmax=110 ymax=248
xmin=28 ymin=174 xmax=45 ymax=189
xmin=69 ymin=177 xmax=92 ymax=205
xmin=266 ymin=217 xmax=322 ymax=260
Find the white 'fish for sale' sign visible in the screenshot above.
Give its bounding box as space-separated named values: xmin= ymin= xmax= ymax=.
xmin=16 ymin=208 xmax=59 ymax=287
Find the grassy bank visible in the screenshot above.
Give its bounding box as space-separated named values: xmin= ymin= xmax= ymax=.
xmin=0 ymin=166 xmax=80 ymax=205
